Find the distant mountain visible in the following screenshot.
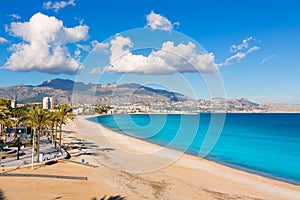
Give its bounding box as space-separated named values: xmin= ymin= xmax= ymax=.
xmin=39 ymin=79 xmax=75 ymax=90
xmin=0 ymin=78 xmax=192 ymax=104
xmin=261 ymin=102 xmax=300 ymax=112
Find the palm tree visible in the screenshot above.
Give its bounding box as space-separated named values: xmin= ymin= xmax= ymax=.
xmin=49 ymin=111 xmax=60 ymax=148
xmin=25 ymin=106 xmax=51 ymax=162
xmin=13 ymin=107 xmax=26 ymax=127
xmin=0 ymin=98 xmax=11 ymax=108
xmin=0 ymin=106 xmax=12 ymax=142
xmin=57 ymin=104 xmax=74 ymax=152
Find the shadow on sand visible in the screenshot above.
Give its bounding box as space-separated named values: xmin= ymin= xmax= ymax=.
xmin=0 ymin=189 xmax=6 ymax=200
xmin=91 ymin=195 xmax=126 ymax=200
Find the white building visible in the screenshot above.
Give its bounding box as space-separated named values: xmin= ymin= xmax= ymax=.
xmin=11 ymin=100 xmax=16 ymax=109
xmin=43 ymin=97 xmax=54 ymax=110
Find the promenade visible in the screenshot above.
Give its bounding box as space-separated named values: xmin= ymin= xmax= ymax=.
xmin=0 ymin=137 xmax=64 ymax=168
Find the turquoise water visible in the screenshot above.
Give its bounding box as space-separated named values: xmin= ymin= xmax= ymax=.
xmin=91 ymin=113 xmax=300 ymax=185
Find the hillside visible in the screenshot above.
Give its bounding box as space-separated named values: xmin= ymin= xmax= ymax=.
xmin=0 ymin=79 xmax=192 ymax=105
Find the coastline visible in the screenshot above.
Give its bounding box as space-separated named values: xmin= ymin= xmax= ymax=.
xmin=0 ymin=115 xmax=299 ymax=199
xmin=78 ymin=115 xmax=300 ymax=199
xmin=92 ymin=113 xmax=300 ymax=185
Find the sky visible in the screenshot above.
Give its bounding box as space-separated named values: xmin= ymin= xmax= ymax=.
xmin=0 ymin=0 xmax=300 ymax=103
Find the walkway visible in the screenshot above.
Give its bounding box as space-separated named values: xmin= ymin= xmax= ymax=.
xmin=0 ymin=173 xmax=87 ymax=180
xmin=0 ymin=136 xmax=65 ymax=168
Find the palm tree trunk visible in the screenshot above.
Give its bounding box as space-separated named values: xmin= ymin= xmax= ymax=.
xmin=55 ymin=124 xmax=58 ymax=148
xmin=36 ymin=129 xmax=40 ymax=162
xmin=59 ymin=123 xmax=62 ymax=152
xmin=0 ymin=124 xmax=5 ymax=142
xmin=51 ymin=124 xmax=54 ymax=145
xmin=1 ymin=124 xmax=7 ymax=143
xmin=32 ymin=127 xmax=36 ymax=152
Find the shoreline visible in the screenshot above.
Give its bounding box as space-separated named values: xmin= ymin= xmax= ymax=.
xmin=94 ymin=112 xmax=300 ymax=115
xmin=77 ymin=115 xmax=300 ymax=199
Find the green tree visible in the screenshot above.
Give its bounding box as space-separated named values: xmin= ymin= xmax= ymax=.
xmin=0 ymin=98 xmax=12 ymax=143
xmin=25 ymin=106 xmax=51 ymax=162
xmin=0 ymin=98 xmax=11 ymax=108
xmin=13 ymin=107 xmax=26 ymax=126
xmin=94 ymin=105 xmax=112 ymax=114
xmin=0 ymin=106 xmax=12 ymax=143
xmin=57 ymin=104 xmax=74 ymax=152
xmin=49 ymin=111 xmax=60 ymax=148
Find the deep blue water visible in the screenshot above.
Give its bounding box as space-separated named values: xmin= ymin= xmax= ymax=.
xmin=91 ymin=113 xmax=300 ymax=185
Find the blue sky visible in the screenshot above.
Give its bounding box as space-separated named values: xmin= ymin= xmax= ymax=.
xmin=0 ymin=0 xmax=300 ymax=103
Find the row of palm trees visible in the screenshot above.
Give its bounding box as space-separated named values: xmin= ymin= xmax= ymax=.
xmin=0 ymin=98 xmax=74 ymax=162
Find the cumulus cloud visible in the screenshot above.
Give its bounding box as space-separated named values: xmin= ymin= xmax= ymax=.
xmin=104 ymin=35 xmax=218 ymax=75
xmin=0 ymin=37 xmax=9 ymax=44
xmin=261 ymin=54 xmax=276 ymax=64
xmin=97 ymin=35 xmax=261 ymax=75
xmin=145 ymin=10 xmax=178 ymax=31
xmin=43 ymin=0 xmax=76 ymax=12
xmin=4 ymin=12 xmax=88 ymax=74
xmin=8 ymin=14 xmax=21 ymax=20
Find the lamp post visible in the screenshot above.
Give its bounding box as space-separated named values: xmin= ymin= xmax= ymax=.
xmin=17 ymin=130 xmax=21 ymax=160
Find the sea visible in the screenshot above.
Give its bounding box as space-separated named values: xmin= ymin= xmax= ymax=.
xmin=90 ymin=113 xmax=300 ymax=185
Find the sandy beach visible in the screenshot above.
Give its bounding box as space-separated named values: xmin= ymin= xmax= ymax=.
xmin=1 ymin=115 xmax=300 ymax=200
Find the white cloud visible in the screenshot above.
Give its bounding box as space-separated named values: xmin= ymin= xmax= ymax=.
xmin=221 ymin=52 xmax=247 ymax=66
xmin=220 ymin=47 xmax=260 ymax=66
xmin=75 ymin=40 xmax=109 ymax=53
xmin=230 ymin=36 xmax=253 ymax=52
xmin=104 ymin=35 xmax=218 ymax=75
xmin=220 ymin=37 xmax=260 ymax=66
xmin=90 ymin=40 xmax=109 ymax=52
xmin=4 ymin=12 xmax=88 ymax=74
xmin=8 ymin=14 xmax=21 ymax=20
xmin=99 ymin=35 xmax=261 ymax=74
xmin=0 ymin=37 xmax=9 ymax=44
xmin=145 ymin=10 xmax=178 ymax=31
xmin=74 ymin=48 xmax=81 ymax=59
xmin=173 ymin=21 xmax=180 ymax=28
xmin=75 ymin=43 xmax=91 ymax=52
xmin=261 ymin=54 xmax=276 ymax=64
xmin=90 ymin=67 xmax=103 ymax=74
xmin=247 ymin=46 xmax=260 ymax=54
xmin=4 ymin=24 xmax=9 ymax=32
xmin=43 ymin=0 xmax=76 ymax=12
xmin=74 ymin=17 xmax=84 ymax=25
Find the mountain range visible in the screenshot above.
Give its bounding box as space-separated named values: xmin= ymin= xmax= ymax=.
xmin=0 ymin=78 xmax=191 ymax=105
xmin=0 ymin=78 xmax=299 ymax=112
